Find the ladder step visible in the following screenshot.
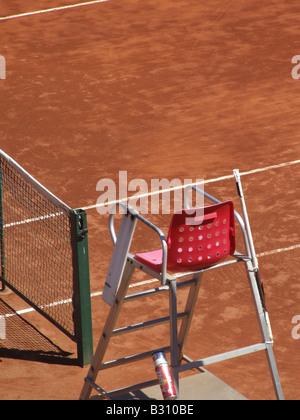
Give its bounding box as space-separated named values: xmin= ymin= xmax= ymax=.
xmin=124 ymin=277 xmax=197 ymax=302
xmin=112 ymin=312 xmax=188 ymax=336
xmin=84 ymin=377 xmax=112 ymax=400
xmin=86 ymin=379 xmax=160 ymax=400
xmin=100 ymin=346 xmax=170 ymax=370
xmin=178 ymin=343 xmax=268 ymax=373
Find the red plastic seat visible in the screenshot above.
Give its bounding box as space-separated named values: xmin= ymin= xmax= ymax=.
xmin=135 ymin=201 xmax=235 ymax=273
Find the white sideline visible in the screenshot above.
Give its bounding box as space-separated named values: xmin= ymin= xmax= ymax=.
xmin=0 ymin=0 xmax=113 ymax=21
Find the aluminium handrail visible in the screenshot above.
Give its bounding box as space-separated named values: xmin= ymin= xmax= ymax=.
xmin=109 ymin=202 xmax=168 ymax=284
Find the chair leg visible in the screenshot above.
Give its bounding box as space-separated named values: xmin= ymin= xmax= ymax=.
xmin=244 ymin=258 xmax=284 ymax=400
xmin=177 ymin=273 xmax=203 ymax=361
xmin=79 ymin=260 xmax=135 ymax=400
xmin=265 ymin=344 xmax=284 ymax=400
xmin=169 ymin=279 xmax=180 ymax=398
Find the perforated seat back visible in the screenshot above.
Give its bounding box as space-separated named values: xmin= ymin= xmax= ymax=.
xmin=166 ymin=201 xmax=235 ymax=272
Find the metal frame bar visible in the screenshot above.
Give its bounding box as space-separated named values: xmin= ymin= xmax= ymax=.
xmin=80 ymin=254 xmax=136 ymax=400
xmin=109 ymin=204 xmax=168 ymax=284
xmin=180 ymin=343 xmax=269 ymax=371
xmin=102 ymin=212 xmax=138 ymax=306
xmin=177 ymin=273 xmax=203 ymax=361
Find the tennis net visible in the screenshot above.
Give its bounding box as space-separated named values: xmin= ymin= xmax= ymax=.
xmin=0 ymin=150 xmax=93 ymax=366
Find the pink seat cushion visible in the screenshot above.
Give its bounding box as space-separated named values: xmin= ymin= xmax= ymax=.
xmin=135 ymin=249 xmax=163 ymax=272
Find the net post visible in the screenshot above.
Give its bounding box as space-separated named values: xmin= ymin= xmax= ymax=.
xmin=70 ymin=209 xmax=93 ymax=367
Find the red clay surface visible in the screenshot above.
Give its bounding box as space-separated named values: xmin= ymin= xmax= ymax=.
xmin=1 ymin=0 xmax=300 ymax=400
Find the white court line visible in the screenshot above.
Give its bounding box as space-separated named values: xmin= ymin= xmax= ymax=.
xmin=0 ymin=0 xmax=113 ymax=21
xmin=3 ymin=243 xmax=300 ymax=318
xmin=82 ymin=158 xmax=300 ymax=211
xmin=3 ymin=212 xmax=64 ymax=229
xmin=257 ymin=243 xmax=300 ymax=258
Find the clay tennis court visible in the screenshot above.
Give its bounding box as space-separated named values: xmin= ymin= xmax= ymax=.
xmin=1 ymin=0 xmax=300 ymax=400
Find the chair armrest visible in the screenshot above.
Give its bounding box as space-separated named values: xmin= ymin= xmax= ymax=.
xmin=109 ymin=203 xmax=168 ymax=285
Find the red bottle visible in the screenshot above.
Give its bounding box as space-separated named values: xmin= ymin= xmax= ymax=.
xmin=153 ymin=351 xmax=177 ymax=400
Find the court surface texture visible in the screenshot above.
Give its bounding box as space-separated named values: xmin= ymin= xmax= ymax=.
xmin=0 ymin=0 xmax=300 ymax=400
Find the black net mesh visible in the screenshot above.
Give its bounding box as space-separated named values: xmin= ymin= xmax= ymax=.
xmin=0 ymin=154 xmax=75 ymax=339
